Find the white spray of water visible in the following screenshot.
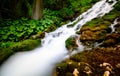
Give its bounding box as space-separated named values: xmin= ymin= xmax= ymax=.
xmin=109 ymin=18 xmax=118 ymax=33
xmin=0 ymin=0 xmax=118 ymax=76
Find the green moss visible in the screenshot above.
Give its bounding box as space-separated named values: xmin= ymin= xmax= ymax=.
xmin=0 ymin=48 xmax=14 ymax=65
xmin=10 ymin=39 xmax=40 ymax=51
xmin=65 ymin=36 xmax=78 ymax=51
xmin=83 ymin=9 xmax=119 ymax=28
xmin=84 ymin=18 xmax=103 ymax=27
xmin=56 ymin=63 xmax=68 ymax=76
xmin=0 ymin=39 xmax=40 ymax=64
xmin=102 ymin=11 xmax=119 ymax=21
xmin=65 ymin=72 xmax=73 ymax=76
xmin=70 ymin=52 xmax=88 ymax=62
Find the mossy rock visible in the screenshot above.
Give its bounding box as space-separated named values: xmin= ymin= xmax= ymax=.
xmin=65 ymin=72 xmax=73 ymax=76
xmin=0 ymin=39 xmax=40 ymax=65
xmin=67 ymin=62 xmax=79 ymax=72
xmin=70 ymin=45 xmax=120 ymax=66
xmin=79 ymin=24 xmax=109 ymax=46
xmin=45 ymin=25 xmax=57 ymax=32
xmin=65 ymin=35 xmax=78 ymax=51
xmin=115 ymin=22 xmax=120 ymax=33
xmin=101 ymin=32 xmax=120 ymax=46
xmin=31 ymin=32 xmax=45 ymax=39
xmin=79 ymin=10 xmax=120 ymax=43
xmin=102 ymin=12 xmax=118 ymax=22
xmin=10 ymin=39 xmax=40 ymax=51
xmin=0 ymin=48 xmax=14 ymax=65
xmin=56 ymin=63 xmax=68 ymax=76
xmin=56 ymin=61 xmax=94 ymax=76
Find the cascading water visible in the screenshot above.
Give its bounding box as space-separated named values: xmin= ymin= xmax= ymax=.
xmin=109 ymin=18 xmax=118 ymax=33
xmin=0 ymin=0 xmax=118 ymax=76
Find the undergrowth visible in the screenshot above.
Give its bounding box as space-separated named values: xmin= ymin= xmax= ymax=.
xmin=0 ymin=9 xmax=62 ymax=42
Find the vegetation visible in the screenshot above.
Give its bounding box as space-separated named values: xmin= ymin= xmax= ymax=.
xmin=0 ymin=0 xmax=120 ymax=74
xmin=0 ymin=39 xmax=40 ymax=64
xmin=0 ymin=0 xmax=102 ymax=64
xmin=65 ymin=35 xmax=78 ymax=50
xmin=0 ymin=9 xmax=61 ymax=42
xmin=0 ymin=0 xmax=100 ymax=45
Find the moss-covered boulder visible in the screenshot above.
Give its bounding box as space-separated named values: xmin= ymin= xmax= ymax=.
xmin=65 ymin=35 xmax=79 ymax=52
xmin=0 ymin=39 xmax=40 ymax=65
xmin=79 ymin=24 xmax=110 ymax=46
xmin=101 ymin=32 xmax=120 ymax=46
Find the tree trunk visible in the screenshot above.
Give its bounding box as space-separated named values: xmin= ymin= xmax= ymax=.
xmin=32 ymin=0 xmax=43 ymax=20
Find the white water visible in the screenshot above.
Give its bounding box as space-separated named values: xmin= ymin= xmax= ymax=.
xmin=0 ymin=0 xmax=118 ymax=76
xmin=109 ymin=18 xmax=118 ymax=33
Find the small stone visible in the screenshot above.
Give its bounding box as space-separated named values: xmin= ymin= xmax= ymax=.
xmin=116 ymin=63 xmax=120 ymax=68
xmin=73 ymin=68 xmax=79 ymax=76
xmin=103 ymin=71 xmax=110 ymax=76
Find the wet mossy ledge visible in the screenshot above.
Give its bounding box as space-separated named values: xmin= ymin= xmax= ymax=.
xmin=0 ymin=39 xmax=40 ymax=65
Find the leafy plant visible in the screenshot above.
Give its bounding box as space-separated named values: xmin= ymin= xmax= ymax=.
xmin=0 ymin=9 xmax=63 ymax=42
xmin=59 ymin=7 xmax=74 ymax=17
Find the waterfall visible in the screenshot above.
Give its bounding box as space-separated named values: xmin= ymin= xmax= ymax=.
xmin=0 ymin=0 xmax=118 ymax=76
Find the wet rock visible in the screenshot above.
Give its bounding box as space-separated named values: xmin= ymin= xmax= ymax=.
xmin=114 ymin=63 xmax=120 ymax=76
xmin=56 ymin=62 xmax=94 ymax=76
xmin=65 ymin=72 xmax=73 ymax=76
xmin=56 ymin=63 xmax=68 ymax=76
xmin=115 ymin=23 xmax=120 ymax=33
xmin=65 ymin=35 xmax=79 ymax=52
xmin=107 ymin=0 xmax=114 ymax=4
xmin=116 ymin=63 xmax=120 ymax=69
xmin=103 ymin=71 xmax=110 ymax=76
xmin=79 ymin=25 xmax=109 ymax=46
xmin=56 ymin=62 xmax=77 ymax=76
xmin=31 ymin=32 xmax=45 ymax=39
xmin=68 ymin=62 xmax=79 ymax=72
xmin=73 ymin=68 xmax=79 ymax=76
xmin=77 ymin=62 xmax=93 ymax=76
xmin=117 ymin=17 xmax=120 ymax=22
xmin=100 ymin=62 xmax=113 ymax=76
xmin=100 ymin=62 xmax=113 ymax=71
xmin=101 ymin=39 xmax=116 ymax=46
xmin=101 ymin=32 xmax=120 ymax=46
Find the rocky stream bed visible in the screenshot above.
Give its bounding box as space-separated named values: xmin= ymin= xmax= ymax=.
xmin=55 ymin=17 xmax=120 ymax=76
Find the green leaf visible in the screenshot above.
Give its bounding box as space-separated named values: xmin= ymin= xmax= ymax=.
xmin=40 ymin=26 xmax=44 ymax=30
xmin=2 ymin=35 xmax=8 ymax=39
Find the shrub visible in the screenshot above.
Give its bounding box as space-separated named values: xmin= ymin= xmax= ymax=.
xmin=0 ymin=9 xmax=62 ymax=42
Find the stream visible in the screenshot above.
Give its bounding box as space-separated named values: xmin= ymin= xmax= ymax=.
xmin=0 ymin=0 xmax=118 ymax=76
